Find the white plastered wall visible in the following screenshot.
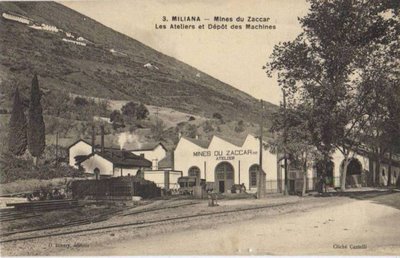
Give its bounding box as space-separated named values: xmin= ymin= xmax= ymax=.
xmin=69 ymin=141 xmax=92 ymax=168
xmin=174 ymin=135 xmax=279 ymax=191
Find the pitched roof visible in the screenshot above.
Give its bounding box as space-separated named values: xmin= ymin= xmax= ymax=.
xmin=181 ymin=134 xmax=249 ymax=149
xmin=129 ymin=142 xmax=167 ymax=152
xmin=158 ymin=152 xmax=173 ymax=169
xmin=213 ymin=134 xmax=247 ymax=147
xmin=181 ymin=136 xmax=210 ymax=149
xmin=68 ymin=139 xmax=92 ymax=149
xmin=80 ymin=149 xmax=152 ymax=168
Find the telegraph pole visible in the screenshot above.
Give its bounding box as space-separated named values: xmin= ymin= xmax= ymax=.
xmin=55 ymin=132 xmax=59 ymax=166
xmin=258 ymin=99 xmax=264 ymax=199
xmin=282 ymin=89 xmax=289 ymax=195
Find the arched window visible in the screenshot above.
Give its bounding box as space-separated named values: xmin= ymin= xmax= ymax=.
xmin=249 ymin=164 xmax=259 ymax=188
xmin=215 ymin=162 xmax=234 ymax=180
xmin=188 ymin=166 xmax=201 ymax=178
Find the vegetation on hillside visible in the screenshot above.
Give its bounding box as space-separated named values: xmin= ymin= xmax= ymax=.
xmin=27 ymin=74 xmax=46 ymax=164
xmin=0 ymin=2 xmax=276 ymax=126
xmin=8 ymin=87 xmax=27 ymax=156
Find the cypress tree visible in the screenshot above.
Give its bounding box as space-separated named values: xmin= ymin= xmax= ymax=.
xmin=8 ymin=87 xmax=27 ymax=156
xmin=27 ymin=74 xmax=45 ymax=165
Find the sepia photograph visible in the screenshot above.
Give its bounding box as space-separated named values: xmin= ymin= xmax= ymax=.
xmin=0 ymin=0 xmax=399 ymax=256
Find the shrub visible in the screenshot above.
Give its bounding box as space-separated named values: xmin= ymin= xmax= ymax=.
xmin=136 ymin=103 xmax=149 ymax=120
xmin=121 ymin=102 xmax=149 ymax=121
xmin=203 ymin=120 xmax=214 ymax=133
xmin=121 ymin=101 xmax=137 ymax=117
xmin=0 ymin=152 xmax=83 ymax=184
xmin=188 ymin=116 xmax=196 ymax=121
xmin=212 ymin=112 xmax=224 ymax=123
xmin=73 ymin=96 xmax=89 ymax=106
xmin=150 ymin=118 xmax=166 ymax=141
xmin=185 ymin=124 xmax=198 ymax=138
xmin=234 ymin=120 xmax=245 ymax=133
xmin=110 ymin=110 xmax=125 ymax=129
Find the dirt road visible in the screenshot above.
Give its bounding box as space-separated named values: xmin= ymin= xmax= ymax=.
xmin=2 ymin=191 xmax=399 ymax=256
xmin=56 ymin=192 xmax=400 ymax=256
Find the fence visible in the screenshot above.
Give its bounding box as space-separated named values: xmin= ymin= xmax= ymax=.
xmin=143 ymin=170 xmax=182 ymax=190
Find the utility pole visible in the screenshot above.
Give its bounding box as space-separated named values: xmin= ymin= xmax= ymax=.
xmin=55 ymin=132 xmax=59 ymax=166
xmin=282 ymin=88 xmax=289 ymax=195
xmin=258 ymin=99 xmax=264 ymax=199
xmin=55 ymin=108 xmax=60 ymax=166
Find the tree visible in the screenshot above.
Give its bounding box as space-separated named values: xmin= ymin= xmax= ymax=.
xmin=361 ymin=48 xmax=400 ymax=186
xmin=121 ymin=101 xmax=137 ymax=118
xmin=136 ymin=103 xmax=149 ymax=120
xmin=27 ymin=74 xmax=46 ymax=165
xmin=265 ymin=0 xmax=399 ymax=191
xmin=110 ymin=110 xmax=125 ymax=129
xmin=268 ymin=104 xmax=320 ymax=196
xmin=151 ymin=118 xmax=165 ymax=141
xmin=121 ymin=101 xmax=149 ymax=122
xmin=8 ymin=87 xmax=27 ymax=156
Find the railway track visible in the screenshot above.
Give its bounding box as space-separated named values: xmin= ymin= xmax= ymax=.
xmin=0 ymin=201 xmax=294 ymax=244
xmin=0 ymin=209 xmax=40 ymax=222
xmin=122 ymin=201 xmax=201 ymax=216
xmin=0 ymin=200 xmax=200 ymax=238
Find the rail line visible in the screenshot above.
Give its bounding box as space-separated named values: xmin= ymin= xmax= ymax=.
xmin=0 ymin=201 xmax=201 ymax=238
xmin=0 ymin=201 xmax=295 ymax=244
xmin=122 ymin=201 xmax=201 ymax=216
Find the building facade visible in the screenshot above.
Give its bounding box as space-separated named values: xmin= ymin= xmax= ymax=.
xmin=174 ymin=134 xmax=280 ymax=193
xmin=79 ymin=150 xmax=152 ymax=179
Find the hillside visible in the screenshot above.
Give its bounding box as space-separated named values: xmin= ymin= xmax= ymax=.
xmin=0 ymin=2 xmax=277 ymax=125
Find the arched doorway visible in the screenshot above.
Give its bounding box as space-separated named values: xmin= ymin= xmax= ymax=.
xmin=345 ymin=158 xmax=363 ymax=187
xmin=249 ymin=164 xmax=260 ymax=190
xmin=188 ymin=166 xmax=201 ymax=178
xmin=347 ymin=158 xmax=362 ymax=175
xmin=215 ymin=162 xmax=234 ymax=193
xmin=94 ymin=167 xmax=100 ymax=180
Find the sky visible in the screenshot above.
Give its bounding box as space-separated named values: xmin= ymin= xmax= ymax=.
xmin=60 ymin=0 xmax=309 ymax=105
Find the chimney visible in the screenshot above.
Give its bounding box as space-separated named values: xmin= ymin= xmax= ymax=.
xmin=91 ymin=125 xmax=95 ymax=154
xmin=100 ymin=125 xmax=104 ymax=153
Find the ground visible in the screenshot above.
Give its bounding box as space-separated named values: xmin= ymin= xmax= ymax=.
xmin=1 ymin=189 xmax=399 ymax=256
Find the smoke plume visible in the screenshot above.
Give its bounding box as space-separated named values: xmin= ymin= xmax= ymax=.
xmin=118 ymin=132 xmax=142 ymax=150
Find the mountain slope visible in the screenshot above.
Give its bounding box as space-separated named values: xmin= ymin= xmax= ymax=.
xmin=0 ymin=2 xmax=276 ymax=123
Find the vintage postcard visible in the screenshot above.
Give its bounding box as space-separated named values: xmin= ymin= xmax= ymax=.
xmin=0 ymin=0 xmax=399 ymax=256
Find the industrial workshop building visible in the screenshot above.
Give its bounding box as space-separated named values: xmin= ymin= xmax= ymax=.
xmin=174 ymin=134 xmax=281 ymax=193
xmin=68 ymin=133 xmax=400 ymax=195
